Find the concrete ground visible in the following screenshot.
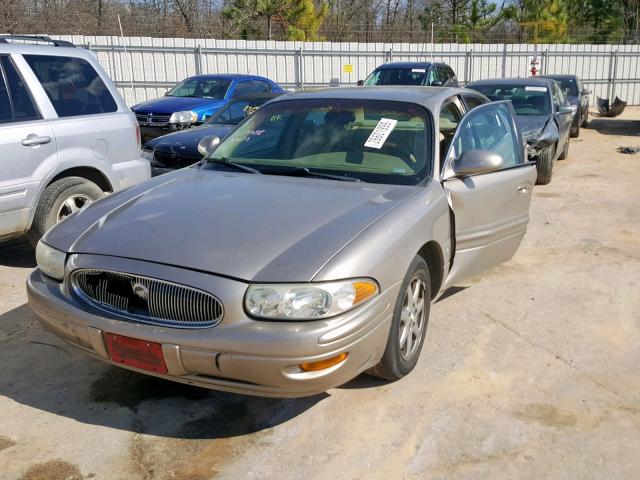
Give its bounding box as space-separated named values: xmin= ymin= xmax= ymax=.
xmin=0 ymin=108 xmax=639 ymax=480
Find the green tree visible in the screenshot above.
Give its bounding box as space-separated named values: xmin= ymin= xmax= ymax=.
xmin=286 ymin=0 xmax=328 ymax=40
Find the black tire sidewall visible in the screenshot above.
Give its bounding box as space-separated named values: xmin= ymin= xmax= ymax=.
xmin=378 ymin=256 xmax=432 ymax=379
xmin=28 ymin=177 xmax=103 ymax=246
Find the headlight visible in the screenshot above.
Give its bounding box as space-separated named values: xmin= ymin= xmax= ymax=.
xmin=141 ymin=147 xmax=154 ymax=162
xmin=35 ymin=241 xmax=66 ymax=281
xmin=245 ymin=279 xmax=379 ymax=320
xmin=169 ymin=110 xmax=198 ymax=124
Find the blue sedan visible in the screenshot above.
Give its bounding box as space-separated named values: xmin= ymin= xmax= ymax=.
xmin=132 ymin=74 xmax=285 ymax=140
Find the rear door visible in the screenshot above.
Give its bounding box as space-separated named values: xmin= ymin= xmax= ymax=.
xmin=551 ymin=81 xmax=572 ymax=146
xmin=0 ymin=55 xmax=57 ymax=237
xmin=440 ymin=101 xmax=536 ymax=289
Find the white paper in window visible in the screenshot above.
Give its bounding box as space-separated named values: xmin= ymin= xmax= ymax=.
xmin=364 ymin=118 xmax=398 ymax=149
xmin=525 ymin=86 xmax=547 ymax=92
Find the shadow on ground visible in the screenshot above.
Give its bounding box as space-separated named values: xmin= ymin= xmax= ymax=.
xmin=0 ymin=304 xmax=327 ymax=440
xmin=0 ymin=240 xmax=36 ymax=268
xmin=588 ymin=117 xmax=640 ymax=137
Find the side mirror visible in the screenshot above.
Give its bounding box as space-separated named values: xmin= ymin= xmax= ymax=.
xmin=452 ymin=149 xmax=504 ymax=177
xmin=197 ymin=135 xmax=221 ymax=157
xmin=430 ymin=80 xmax=444 ymax=87
xmin=356 ymin=80 xmax=364 ymax=86
xmin=557 ymin=105 xmax=574 ymax=115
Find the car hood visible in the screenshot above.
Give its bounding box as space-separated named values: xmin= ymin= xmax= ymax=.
xmin=145 ymin=124 xmax=236 ymax=156
xmin=132 ymin=96 xmax=225 ymax=115
xmin=44 ymin=169 xmax=419 ymax=282
xmin=516 ymin=115 xmax=550 ymax=139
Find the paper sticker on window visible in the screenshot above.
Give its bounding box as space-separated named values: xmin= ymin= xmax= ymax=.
xmin=525 ymin=86 xmax=547 ymax=92
xmin=412 ymin=68 xmax=426 ymax=73
xmin=364 ymin=118 xmax=398 ymax=149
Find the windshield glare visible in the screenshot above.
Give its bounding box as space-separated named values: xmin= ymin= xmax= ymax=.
xmin=365 ymin=68 xmax=428 ymax=86
xmin=471 ymin=84 xmax=550 ymax=115
xmin=558 ymin=78 xmax=578 ymax=97
xmin=206 ymin=99 xmax=432 ymax=185
xmin=206 ymin=99 xmax=267 ymax=125
xmin=167 ymin=78 xmax=231 ymax=99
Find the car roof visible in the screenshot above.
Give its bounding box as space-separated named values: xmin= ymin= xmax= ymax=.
xmin=375 ymin=62 xmax=434 ymax=70
xmin=469 ymin=77 xmax=556 ymax=88
xmin=537 ymin=74 xmax=578 ymax=79
xmin=186 ymin=74 xmax=273 ymax=81
xmin=230 ymin=93 xmax=284 ymax=100
xmin=272 ymin=86 xmax=481 ymax=109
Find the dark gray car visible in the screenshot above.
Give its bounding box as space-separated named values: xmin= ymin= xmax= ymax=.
xmin=27 ymin=87 xmax=536 ymax=397
xmin=537 ymin=74 xmax=591 ymax=137
xmin=468 ymin=77 xmax=574 ymax=185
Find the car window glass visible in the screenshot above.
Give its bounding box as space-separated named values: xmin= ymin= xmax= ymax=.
xmin=252 ymin=80 xmax=271 ymax=93
xmin=558 ymin=78 xmax=578 ymax=97
xmin=365 ymin=68 xmax=427 ymax=86
xmin=439 ymin=101 xmax=462 ymax=162
xmin=452 ymin=102 xmax=520 ymax=169
xmin=167 ymin=78 xmax=231 ymax=99
xmin=469 ymin=84 xmax=550 ymax=115
xmin=25 ymin=55 xmax=117 ymax=117
xmin=462 ymin=95 xmax=486 ymax=111
xmin=436 ymin=67 xmax=448 ymax=83
xmin=0 ymin=64 xmax=13 ymax=123
xmin=233 ymin=81 xmax=253 ymax=97
xmin=210 ymin=99 xmax=432 ymax=186
xmin=216 ymin=100 xmax=251 ymax=124
xmin=1 ymin=57 xmax=39 ymax=122
xmin=447 ymin=67 xmax=457 ymax=81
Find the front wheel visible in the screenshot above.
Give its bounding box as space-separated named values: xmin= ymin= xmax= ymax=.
xmin=368 ymin=256 xmax=431 ymax=380
xmin=28 ymin=177 xmax=104 ymax=247
xmin=581 ymin=109 xmax=589 ymax=128
xmin=535 ymin=145 xmax=555 ymax=185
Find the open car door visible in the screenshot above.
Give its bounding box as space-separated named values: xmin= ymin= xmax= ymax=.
xmin=440 ymin=101 xmax=537 ymax=290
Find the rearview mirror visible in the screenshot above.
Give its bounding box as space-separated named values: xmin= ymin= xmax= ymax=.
xmin=356 ymin=80 xmax=364 ymax=86
xmin=197 ymin=136 xmax=221 ymax=157
xmin=430 ymin=80 xmax=444 ymax=87
xmin=558 ymin=105 xmax=575 ymax=115
xmin=582 ymin=88 xmax=592 ymax=95
xmin=453 ymin=149 xmax=504 ymax=177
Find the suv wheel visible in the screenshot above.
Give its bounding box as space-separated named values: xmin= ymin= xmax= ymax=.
xmin=535 ymin=145 xmax=555 ymax=185
xmin=368 ymin=256 xmax=431 ymax=380
xmin=28 ymin=177 xmax=104 ymax=247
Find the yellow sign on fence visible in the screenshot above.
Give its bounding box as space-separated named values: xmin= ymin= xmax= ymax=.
xmin=343 ymin=64 xmax=353 ymax=73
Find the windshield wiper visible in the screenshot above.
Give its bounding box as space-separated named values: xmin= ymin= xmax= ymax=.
xmin=266 ymin=167 xmax=362 ymax=182
xmin=206 ymin=157 xmax=261 ymax=174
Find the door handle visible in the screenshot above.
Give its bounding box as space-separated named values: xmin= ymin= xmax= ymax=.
xmin=22 ymin=135 xmax=51 ymax=146
xmin=517 ymin=183 xmax=532 ymax=194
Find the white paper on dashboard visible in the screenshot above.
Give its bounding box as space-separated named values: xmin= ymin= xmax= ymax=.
xmin=364 ymin=118 xmax=398 ymax=149
xmin=525 ymin=86 xmax=547 ymax=92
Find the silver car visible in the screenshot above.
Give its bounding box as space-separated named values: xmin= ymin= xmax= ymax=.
xmin=27 ymin=87 xmax=536 ymax=397
xmin=0 ymin=35 xmax=150 ymax=246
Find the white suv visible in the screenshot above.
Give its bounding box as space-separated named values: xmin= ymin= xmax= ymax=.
xmin=0 ymin=35 xmax=150 ymax=246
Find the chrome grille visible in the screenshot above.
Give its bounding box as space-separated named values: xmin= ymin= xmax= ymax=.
xmin=72 ymin=270 xmax=223 ymax=328
xmin=136 ymin=113 xmax=171 ymax=126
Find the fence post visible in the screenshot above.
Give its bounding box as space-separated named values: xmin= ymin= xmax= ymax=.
xmin=468 ymin=49 xmax=474 ymax=82
xmin=540 ymin=48 xmax=548 ymax=74
xmin=606 ymin=50 xmax=615 ymax=102
xmin=386 ymin=48 xmax=393 ymax=63
xmin=610 ymin=50 xmax=619 ymax=103
xmin=295 ymin=48 xmax=304 ymax=90
xmin=501 ymin=43 xmax=507 ymax=78
xmin=194 ymin=45 xmax=202 ymax=75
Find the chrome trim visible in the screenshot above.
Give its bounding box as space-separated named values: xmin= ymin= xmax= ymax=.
xmin=71 ymin=269 xmax=223 ymax=329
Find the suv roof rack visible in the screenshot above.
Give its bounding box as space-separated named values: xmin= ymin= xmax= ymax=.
xmin=0 ymin=35 xmax=75 ymax=47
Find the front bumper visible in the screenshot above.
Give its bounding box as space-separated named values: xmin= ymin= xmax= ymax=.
xmin=110 ymin=158 xmax=151 ymax=190
xmin=26 ymin=254 xmax=396 ymax=397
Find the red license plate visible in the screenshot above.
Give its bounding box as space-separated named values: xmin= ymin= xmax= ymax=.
xmin=104 ymin=333 xmax=167 ymax=374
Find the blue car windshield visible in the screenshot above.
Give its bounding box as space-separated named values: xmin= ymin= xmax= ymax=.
xmin=471 ymin=84 xmax=550 ymax=115
xmin=207 ymin=98 xmax=433 ymax=186
xmin=166 ymin=78 xmax=231 ymax=99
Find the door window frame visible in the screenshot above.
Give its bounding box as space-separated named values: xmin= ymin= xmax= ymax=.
xmin=0 ymin=54 xmax=42 ymax=124
xmin=441 ymin=100 xmax=527 ymax=181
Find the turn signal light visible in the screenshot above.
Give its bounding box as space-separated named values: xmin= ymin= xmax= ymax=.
xmin=299 ymin=352 xmax=348 ymax=372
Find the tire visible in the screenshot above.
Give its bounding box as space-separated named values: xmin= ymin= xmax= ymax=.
xmin=570 ymin=121 xmax=580 ymax=138
xmin=581 ymin=109 xmax=589 ymax=128
xmin=368 ymin=256 xmax=431 ymax=380
xmin=558 ymin=137 xmax=570 ymax=160
xmin=535 ymin=145 xmax=554 ymax=185
xmin=28 ymin=177 xmax=104 ymax=247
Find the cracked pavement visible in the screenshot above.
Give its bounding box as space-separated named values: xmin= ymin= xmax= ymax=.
xmin=0 ymin=108 xmax=639 ymax=480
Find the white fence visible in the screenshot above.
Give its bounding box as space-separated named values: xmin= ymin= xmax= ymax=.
xmin=51 ymin=35 xmax=640 ymax=106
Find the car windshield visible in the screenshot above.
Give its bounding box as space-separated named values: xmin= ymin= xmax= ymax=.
xmin=471 ymin=84 xmax=550 ymax=115
xmin=206 ymin=98 xmax=270 ymax=125
xmin=364 ymin=68 xmax=427 ymax=86
xmin=166 ymin=78 xmax=231 ymax=99
xmin=205 ymin=98 xmax=432 ymax=185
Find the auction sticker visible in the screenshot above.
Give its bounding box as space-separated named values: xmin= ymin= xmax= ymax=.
xmin=525 ymin=86 xmax=547 ymax=92
xmin=364 ymin=118 xmax=398 ymax=149
xmin=412 ymin=68 xmax=426 ymax=73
